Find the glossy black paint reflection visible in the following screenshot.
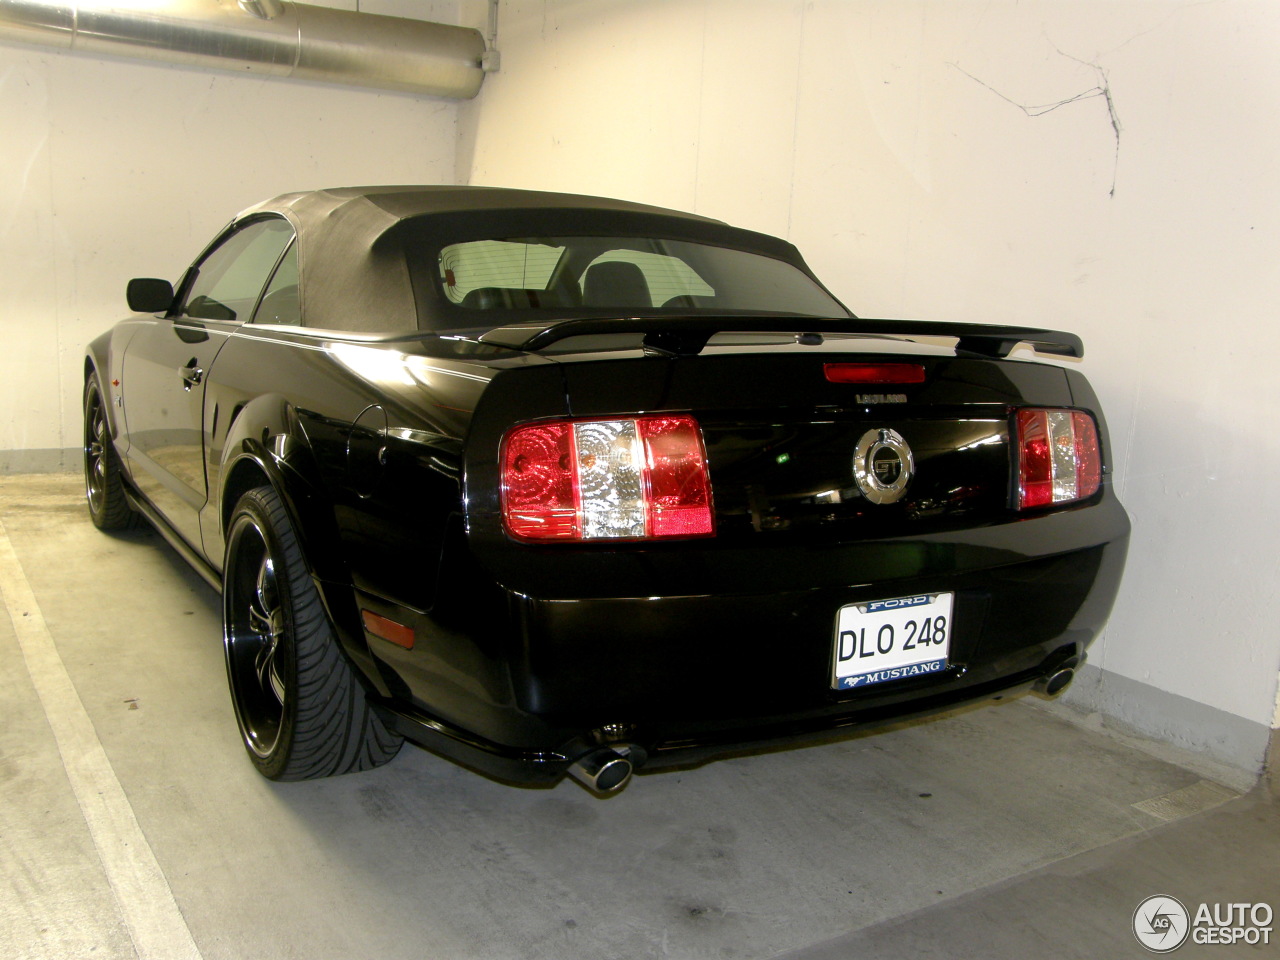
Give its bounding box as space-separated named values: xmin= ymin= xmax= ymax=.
xmin=86 ymin=186 xmax=1130 ymax=787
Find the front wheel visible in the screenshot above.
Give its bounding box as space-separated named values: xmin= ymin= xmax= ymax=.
xmin=83 ymin=377 xmax=135 ymax=530
xmin=222 ymin=485 xmax=402 ymax=780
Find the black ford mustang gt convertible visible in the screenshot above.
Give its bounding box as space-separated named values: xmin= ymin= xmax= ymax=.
xmin=84 ymin=185 xmax=1128 ymax=793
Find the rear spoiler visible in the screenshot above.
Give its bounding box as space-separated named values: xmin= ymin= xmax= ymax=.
xmin=477 ymin=317 xmax=1083 ymax=359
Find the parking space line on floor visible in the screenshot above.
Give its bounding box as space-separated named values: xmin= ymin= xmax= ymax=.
xmin=0 ymin=518 xmax=203 ymax=960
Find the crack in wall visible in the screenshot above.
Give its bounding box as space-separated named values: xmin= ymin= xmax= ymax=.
xmin=949 ymin=51 xmax=1122 ymax=198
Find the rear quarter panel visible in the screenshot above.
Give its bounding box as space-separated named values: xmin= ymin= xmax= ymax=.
xmin=200 ymin=328 xmax=563 ymax=716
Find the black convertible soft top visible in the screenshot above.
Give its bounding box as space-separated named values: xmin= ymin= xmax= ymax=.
xmin=246 ymin=184 xmax=729 ymax=222
xmin=236 ymin=185 xmax=787 ymax=333
xmin=235 ymin=185 xmax=1083 ymax=358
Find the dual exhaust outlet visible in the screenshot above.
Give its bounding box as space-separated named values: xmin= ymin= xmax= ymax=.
xmin=567 ymin=664 xmax=1077 ymax=793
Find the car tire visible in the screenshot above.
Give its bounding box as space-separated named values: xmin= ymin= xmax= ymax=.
xmin=222 ymin=485 xmax=403 ymax=780
xmin=83 ymin=376 xmax=136 ymax=531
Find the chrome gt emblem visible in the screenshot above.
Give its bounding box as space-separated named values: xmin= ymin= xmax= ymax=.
xmin=853 ymin=428 xmax=914 ymax=504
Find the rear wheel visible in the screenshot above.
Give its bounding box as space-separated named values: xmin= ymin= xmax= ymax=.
xmin=83 ymin=377 xmax=135 ymax=530
xmin=222 ymin=486 xmax=402 ymax=780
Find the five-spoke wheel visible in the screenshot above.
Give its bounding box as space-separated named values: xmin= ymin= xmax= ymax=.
xmin=82 ymin=377 xmax=134 ymax=530
xmin=224 ymin=510 xmax=288 ymax=761
xmin=223 ymin=486 xmax=402 ymax=780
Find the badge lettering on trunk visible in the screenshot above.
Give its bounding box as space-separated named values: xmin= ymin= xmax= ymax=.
xmin=853 ymin=428 xmax=914 ymax=504
xmin=855 ymin=393 xmax=908 ymax=405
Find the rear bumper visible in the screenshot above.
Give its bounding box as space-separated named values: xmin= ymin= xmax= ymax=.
xmin=369 ymin=497 xmax=1129 ymax=785
xmin=378 ymin=650 xmax=1079 ymax=785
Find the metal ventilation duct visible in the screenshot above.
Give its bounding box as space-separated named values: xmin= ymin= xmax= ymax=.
xmin=0 ymin=0 xmax=486 ymax=99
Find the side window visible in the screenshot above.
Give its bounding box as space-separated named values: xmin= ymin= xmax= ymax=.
xmin=179 ymin=218 xmax=294 ymax=323
xmin=251 ymin=240 xmax=300 ymax=325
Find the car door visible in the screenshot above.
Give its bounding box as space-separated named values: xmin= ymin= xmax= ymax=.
xmin=121 ymin=216 xmax=294 ymax=552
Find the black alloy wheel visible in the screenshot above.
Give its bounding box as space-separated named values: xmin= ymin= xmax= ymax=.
xmin=83 ymin=377 xmax=135 ymax=530
xmin=222 ymin=486 xmax=402 ymax=780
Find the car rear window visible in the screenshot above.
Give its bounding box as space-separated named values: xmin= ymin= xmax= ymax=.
xmin=434 ymin=237 xmax=846 ymax=317
xmin=439 ymin=240 xmax=566 ymax=305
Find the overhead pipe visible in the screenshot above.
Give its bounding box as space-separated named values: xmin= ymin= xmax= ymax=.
xmin=0 ymin=0 xmax=487 ymax=99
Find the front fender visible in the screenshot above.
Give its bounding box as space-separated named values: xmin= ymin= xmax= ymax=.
xmin=85 ymin=325 xmax=141 ymax=457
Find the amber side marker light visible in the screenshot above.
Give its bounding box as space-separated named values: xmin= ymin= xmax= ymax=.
xmin=824 ymin=362 xmax=927 ymax=384
xmin=362 ymin=610 xmax=415 ymax=650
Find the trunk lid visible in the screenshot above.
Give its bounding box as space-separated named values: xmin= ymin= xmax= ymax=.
xmin=548 ymin=334 xmax=1076 ymax=543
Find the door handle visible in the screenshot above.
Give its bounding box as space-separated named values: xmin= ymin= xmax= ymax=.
xmin=180 ymin=360 xmax=203 ymax=390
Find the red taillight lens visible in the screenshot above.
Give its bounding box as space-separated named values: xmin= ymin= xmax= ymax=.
xmin=501 ymin=415 xmax=714 ymax=541
xmin=1073 ymin=412 xmax=1101 ymax=498
xmin=1016 ymin=408 xmax=1102 ymax=510
xmin=501 ymin=421 xmax=579 ymax=539
xmin=824 ymin=362 xmax=926 ymax=384
xmin=639 ymin=417 xmax=714 ymax=537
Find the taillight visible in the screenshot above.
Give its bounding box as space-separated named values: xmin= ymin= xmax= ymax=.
xmin=502 ymin=415 xmax=714 ymax=541
xmin=1016 ymin=408 xmax=1102 ymax=510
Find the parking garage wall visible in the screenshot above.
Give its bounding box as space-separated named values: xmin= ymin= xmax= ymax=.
xmin=0 ymin=0 xmax=467 ymax=471
xmin=457 ymin=0 xmax=1280 ymax=778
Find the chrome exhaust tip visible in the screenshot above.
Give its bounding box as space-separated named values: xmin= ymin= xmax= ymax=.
xmin=568 ymin=746 xmax=635 ymax=794
xmin=1032 ymin=667 xmax=1076 ymax=700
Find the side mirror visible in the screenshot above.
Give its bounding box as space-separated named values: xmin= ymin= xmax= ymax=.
xmin=127 ymin=278 xmax=175 ymax=313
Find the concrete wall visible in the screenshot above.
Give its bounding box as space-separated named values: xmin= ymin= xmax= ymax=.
xmin=2 ymin=0 xmax=1276 ymax=778
xmin=0 ymin=0 xmax=466 ymax=470
xmin=458 ymin=0 xmax=1280 ymax=773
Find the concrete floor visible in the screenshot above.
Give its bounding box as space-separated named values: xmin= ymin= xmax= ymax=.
xmin=1 ymin=472 xmax=1275 ymax=960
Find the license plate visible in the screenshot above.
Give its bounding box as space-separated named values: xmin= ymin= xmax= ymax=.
xmin=832 ymin=593 xmax=953 ymax=690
